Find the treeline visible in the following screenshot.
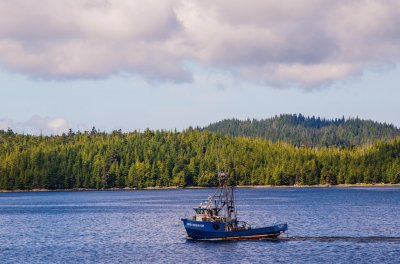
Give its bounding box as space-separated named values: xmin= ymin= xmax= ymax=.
xmin=0 ymin=128 xmax=399 ymax=190
xmin=203 ymin=114 xmax=400 ymax=148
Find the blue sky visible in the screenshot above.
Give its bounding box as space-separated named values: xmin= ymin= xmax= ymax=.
xmin=1 ymin=1 xmax=400 ymax=134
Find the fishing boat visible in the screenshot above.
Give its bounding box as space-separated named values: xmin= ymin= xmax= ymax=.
xmin=181 ymin=172 xmax=288 ymax=240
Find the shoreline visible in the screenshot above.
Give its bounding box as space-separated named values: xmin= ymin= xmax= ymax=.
xmin=1 ymin=183 xmax=400 ymax=192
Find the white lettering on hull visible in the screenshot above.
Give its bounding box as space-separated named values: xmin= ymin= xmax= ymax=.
xmin=186 ymin=222 xmax=205 ymax=228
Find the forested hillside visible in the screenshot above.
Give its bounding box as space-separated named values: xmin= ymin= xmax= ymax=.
xmin=203 ymin=114 xmax=400 ymax=148
xmin=1 ymin=128 xmax=399 ymax=190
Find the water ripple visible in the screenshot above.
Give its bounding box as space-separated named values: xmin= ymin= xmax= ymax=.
xmin=0 ymin=188 xmax=399 ymax=263
xmin=283 ymin=236 xmax=400 ymax=243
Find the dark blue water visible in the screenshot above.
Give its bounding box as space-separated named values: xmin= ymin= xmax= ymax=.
xmin=0 ymin=187 xmax=399 ymax=263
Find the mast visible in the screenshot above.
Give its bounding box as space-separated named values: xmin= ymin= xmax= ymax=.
xmin=218 ymin=171 xmax=235 ymax=220
xmin=230 ymin=184 xmax=237 ymax=219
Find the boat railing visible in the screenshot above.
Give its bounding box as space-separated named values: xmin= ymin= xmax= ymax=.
xmin=234 ymin=221 xmax=251 ymax=230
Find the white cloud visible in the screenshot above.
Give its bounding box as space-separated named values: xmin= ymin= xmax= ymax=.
xmin=0 ymin=116 xmax=73 ymax=135
xmin=0 ymin=0 xmax=400 ymax=87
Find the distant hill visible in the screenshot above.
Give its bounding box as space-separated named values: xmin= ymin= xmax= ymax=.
xmin=202 ymin=114 xmax=400 ymax=148
xmin=1 ymin=128 xmax=400 ymax=190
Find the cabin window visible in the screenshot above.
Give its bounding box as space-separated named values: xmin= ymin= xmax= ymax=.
xmin=213 ymin=224 xmax=220 ymax=230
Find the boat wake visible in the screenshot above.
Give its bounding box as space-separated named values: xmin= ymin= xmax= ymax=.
xmin=281 ymin=236 xmax=400 ymax=243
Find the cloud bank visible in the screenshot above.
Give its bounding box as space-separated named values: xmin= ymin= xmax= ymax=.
xmin=0 ymin=116 xmax=72 ymax=135
xmin=0 ymin=0 xmax=400 ymax=87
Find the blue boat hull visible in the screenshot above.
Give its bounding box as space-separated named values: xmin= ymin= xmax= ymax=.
xmin=181 ymin=219 xmax=288 ymax=240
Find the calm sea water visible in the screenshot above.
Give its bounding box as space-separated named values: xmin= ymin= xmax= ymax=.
xmin=0 ymin=187 xmax=399 ymax=263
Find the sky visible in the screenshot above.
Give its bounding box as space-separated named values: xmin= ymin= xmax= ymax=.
xmin=1 ymin=0 xmax=400 ymax=135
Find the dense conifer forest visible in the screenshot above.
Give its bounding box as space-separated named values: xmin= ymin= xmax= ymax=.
xmin=203 ymin=114 xmax=400 ymax=148
xmin=1 ymin=121 xmax=399 ymax=190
